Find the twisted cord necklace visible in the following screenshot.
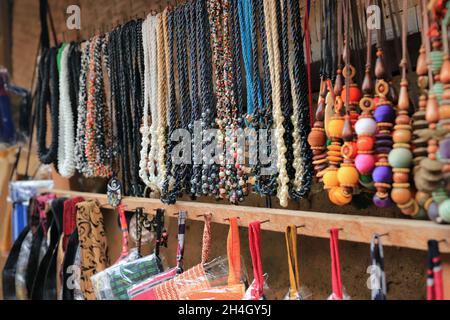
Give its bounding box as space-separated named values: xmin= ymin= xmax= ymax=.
xmin=57 ymin=43 xmax=76 ymax=178
xmin=263 ymin=0 xmax=289 ymax=208
xmin=254 ymin=0 xmax=277 ymax=198
xmin=289 ymin=0 xmax=313 ymax=199
xmin=37 ymin=47 xmax=59 ymax=167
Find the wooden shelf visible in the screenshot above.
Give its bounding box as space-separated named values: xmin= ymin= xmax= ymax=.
xmin=45 ymin=189 xmax=450 ymax=253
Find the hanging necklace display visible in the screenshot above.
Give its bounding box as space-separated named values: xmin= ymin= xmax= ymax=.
xmin=263 ymin=0 xmax=290 ymax=207
xmin=370 ymin=234 xmax=387 ymax=300
xmin=415 ymin=0 xmax=448 ymax=223
xmin=355 ymin=0 xmax=377 ymax=189
xmin=371 ymin=1 xmax=395 ymax=208
xmin=253 ymin=0 xmax=277 ymax=198
xmin=140 ymin=13 xmax=160 ymax=193
xmin=435 ymin=1 xmax=450 ymax=224
xmin=57 ymin=43 xmax=76 ymax=178
xmin=37 ymin=47 xmax=59 ymax=167
xmin=208 ymin=0 xmax=247 ymax=204
xmin=161 ymin=7 xmax=181 ymax=205
xmin=335 ymin=0 xmax=361 ymax=206
xmin=389 ymin=0 xmax=418 ymax=216
xmin=156 ymin=10 xmax=170 ymax=194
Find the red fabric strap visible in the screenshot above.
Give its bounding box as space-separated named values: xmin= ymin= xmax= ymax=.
xmin=330 ymin=228 xmax=343 ymax=300
xmin=249 ymin=221 xmax=264 ymax=300
xmin=62 ymin=196 xmax=84 ymax=250
xmin=117 ymin=204 xmax=129 ymax=260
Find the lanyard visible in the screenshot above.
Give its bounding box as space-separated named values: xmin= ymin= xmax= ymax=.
xmin=285 ymin=225 xmax=300 ymax=299
xmin=249 ymin=221 xmax=264 ymax=300
xmin=370 ymin=234 xmax=387 ymax=300
xmin=201 ymin=213 xmax=212 ymax=264
xmin=176 ymin=211 xmax=187 ymax=273
xmin=330 ymin=228 xmax=343 ymax=300
xmin=227 ymin=217 xmax=241 ymax=285
xmin=427 ymin=240 xmax=444 ymax=300
xmin=117 ymin=204 xmax=129 ymax=261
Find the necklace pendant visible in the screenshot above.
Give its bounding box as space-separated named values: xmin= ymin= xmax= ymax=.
xmin=107 ymin=176 xmax=123 ymax=207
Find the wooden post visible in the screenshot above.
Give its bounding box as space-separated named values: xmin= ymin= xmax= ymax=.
xmin=0 ymin=0 xmax=12 ymax=71
xmin=443 ymin=254 xmax=450 ymax=300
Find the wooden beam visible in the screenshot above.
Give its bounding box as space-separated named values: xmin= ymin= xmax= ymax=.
xmin=0 ymin=0 xmax=12 ymax=71
xmin=45 ymin=189 xmax=450 ymax=254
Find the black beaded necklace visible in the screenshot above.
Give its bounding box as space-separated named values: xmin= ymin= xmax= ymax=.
xmin=37 ymin=47 xmax=59 ymax=167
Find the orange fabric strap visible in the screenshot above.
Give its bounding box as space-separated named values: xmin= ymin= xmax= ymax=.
xmin=227 ymin=217 xmax=241 ymax=285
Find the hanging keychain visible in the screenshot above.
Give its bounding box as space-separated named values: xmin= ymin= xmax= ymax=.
xmin=328 ymin=228 xmax=351 ymax=300
xmin=284 ymin=225 xmax=312 ymax=300
xmin=427 ymin=240 xmax=444 ymax=300
xmin=370 ymin=234 xmax=387 ymax=300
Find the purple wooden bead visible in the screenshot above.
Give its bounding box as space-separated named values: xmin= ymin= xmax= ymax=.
xmin=375 ymin=147 xmax=393 ymax=154
xmin=439 ymin=138 xmax=450 ymax=160
xmin=427 ymin=202 xmax=440 ymax=223
xmin=374 ymin=105 xmax=395 ymax=123
xmin=373 ymin=195 xmax=393 ymax=208
xmin=372 ymin=166 xmax=393 ymax=183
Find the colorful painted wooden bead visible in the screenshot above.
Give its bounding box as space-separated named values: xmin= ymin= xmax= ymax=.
xmin=355 ymin=154 xmax=376 ymax=174
xmin=355 ymin=118 xmax=377 ymax=135
xmin=337 ymin=165 xmax=359 ymax=186
xmin=323 ymin=170 xmax=339 ymax=189
xmin=388 ymin=148 xmax=413 ymax=168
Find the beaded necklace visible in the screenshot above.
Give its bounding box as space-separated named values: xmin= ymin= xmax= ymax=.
xmin=197 ymin=0 xmax=218 ymax=197
xmin=371 ymin=0 xmax=395 ymax=208
xmin=57 ymin=43 xmax=76 ymax=178
xmin=74 ymin=41 xmax=92 ymax=176
xmin=388 ymin=0 xmax=417 ymax=216
xmin=37 ymin=47 xmax=59 ymax=167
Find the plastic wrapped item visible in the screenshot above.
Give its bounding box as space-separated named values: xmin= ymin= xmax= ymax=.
xmin=128 ymin=211 xmax=187 ymax=300
xmin=91 ymin=251 xmax=164 ymax=300
xmin=15 ymin=229 xmax=33 ymax=300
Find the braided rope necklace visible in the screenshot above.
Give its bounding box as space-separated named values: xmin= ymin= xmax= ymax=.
xmin=263 ymin=0 xmax=289 ymax=207
xmin=37 ymin=47 xmax=59 ymax=167
xmin=140 ymin=14 xmax=159 ymax=192
xmin=57 ymin=43 xmax=76 ymax=178
xmin=156 ymin=10 xmax=170 ymax=193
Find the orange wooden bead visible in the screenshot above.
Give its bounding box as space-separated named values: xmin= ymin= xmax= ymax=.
xmin=341 ymin=85 xmax=362 ymax=104
xmin=357 ymin=136 xmax=375 ymax=152
xmin=393 ymin=129 xmax=412 ymax=144
xmin=391 ymin=188 xmax=412 ymax=205
xmin=393 ymin=172 xmax=409 ymax=183
xmin=328 ymin=118 xmax=345 ymax=139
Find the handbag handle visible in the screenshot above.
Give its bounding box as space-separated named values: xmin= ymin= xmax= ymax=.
xmin=427 ymin=240 xmax=444 ymax=300
xmin=201 ymin=213 xmax=212 ymax=264
xmin=117 ymin=204 xmax=129 ymax=259
xmin=330 ymin=228 xmax=343 ymax=300
xmin=249 ymin=221 xmax=264 ymax=300
xmin=227 ymin=217 xmax=241 ymax=285
xmin=285 ymin=225 xmax=300 ymax=298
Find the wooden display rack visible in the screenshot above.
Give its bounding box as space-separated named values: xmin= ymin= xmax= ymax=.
xmin=46 ymin=188 xmax=450 ymax=299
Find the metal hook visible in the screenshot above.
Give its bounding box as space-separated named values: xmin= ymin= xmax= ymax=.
xmin=224 ymin=217 xmax=240 ymax=222
xmin=296 ymin=224 xmax=306 ymax=229
xmin=328 ymin=227 xmax=344 ymax=233
xmin=260 ymin=219 xmax=270 ymax=225
xmin=438 ymin=239 xmax=449 ymax=245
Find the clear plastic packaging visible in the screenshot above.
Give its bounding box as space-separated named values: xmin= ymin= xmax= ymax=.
xmin=327 ymin=287 xmax=351 ymax=300
xmin=283 ymin=286 xmax=313 ymax=300
xmin=128 ymin=257 xmax=248 ymax=300
xmin=243 ymin=274 xmax=270 ymax=300
xmin=91 ymin=250 xmax=164 ymax=300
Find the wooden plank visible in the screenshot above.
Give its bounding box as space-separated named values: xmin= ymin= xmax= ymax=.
xmin=45 ymin=189 xmax=450 ymax=253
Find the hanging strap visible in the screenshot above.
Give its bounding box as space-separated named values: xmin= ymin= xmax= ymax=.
xmin=154 ymin=209 xmax=165 ymax=257
xmin=227 ymin=217 xmax=241 ymax=285
xmin=176 ymin=211 xmax=187 ymax=273
xmin=117 ymin=204 xmax=129 ymax=259
xmin=285 ymin=225 xmax=300 ymax=299
xmin=370 ymin=234 xmax=387 ymax=300
xmin=304 ymin=0 xmax=314 ymax=127
xmin=249 ymin=221 xmax=264 ymax=300
xmin=330 ymin=228 xmax=343 ymax=300
xmin=201 ymin=213 xmax=212 ymax=264
xmin=427 ymin=240 xmax=444 ymax=300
